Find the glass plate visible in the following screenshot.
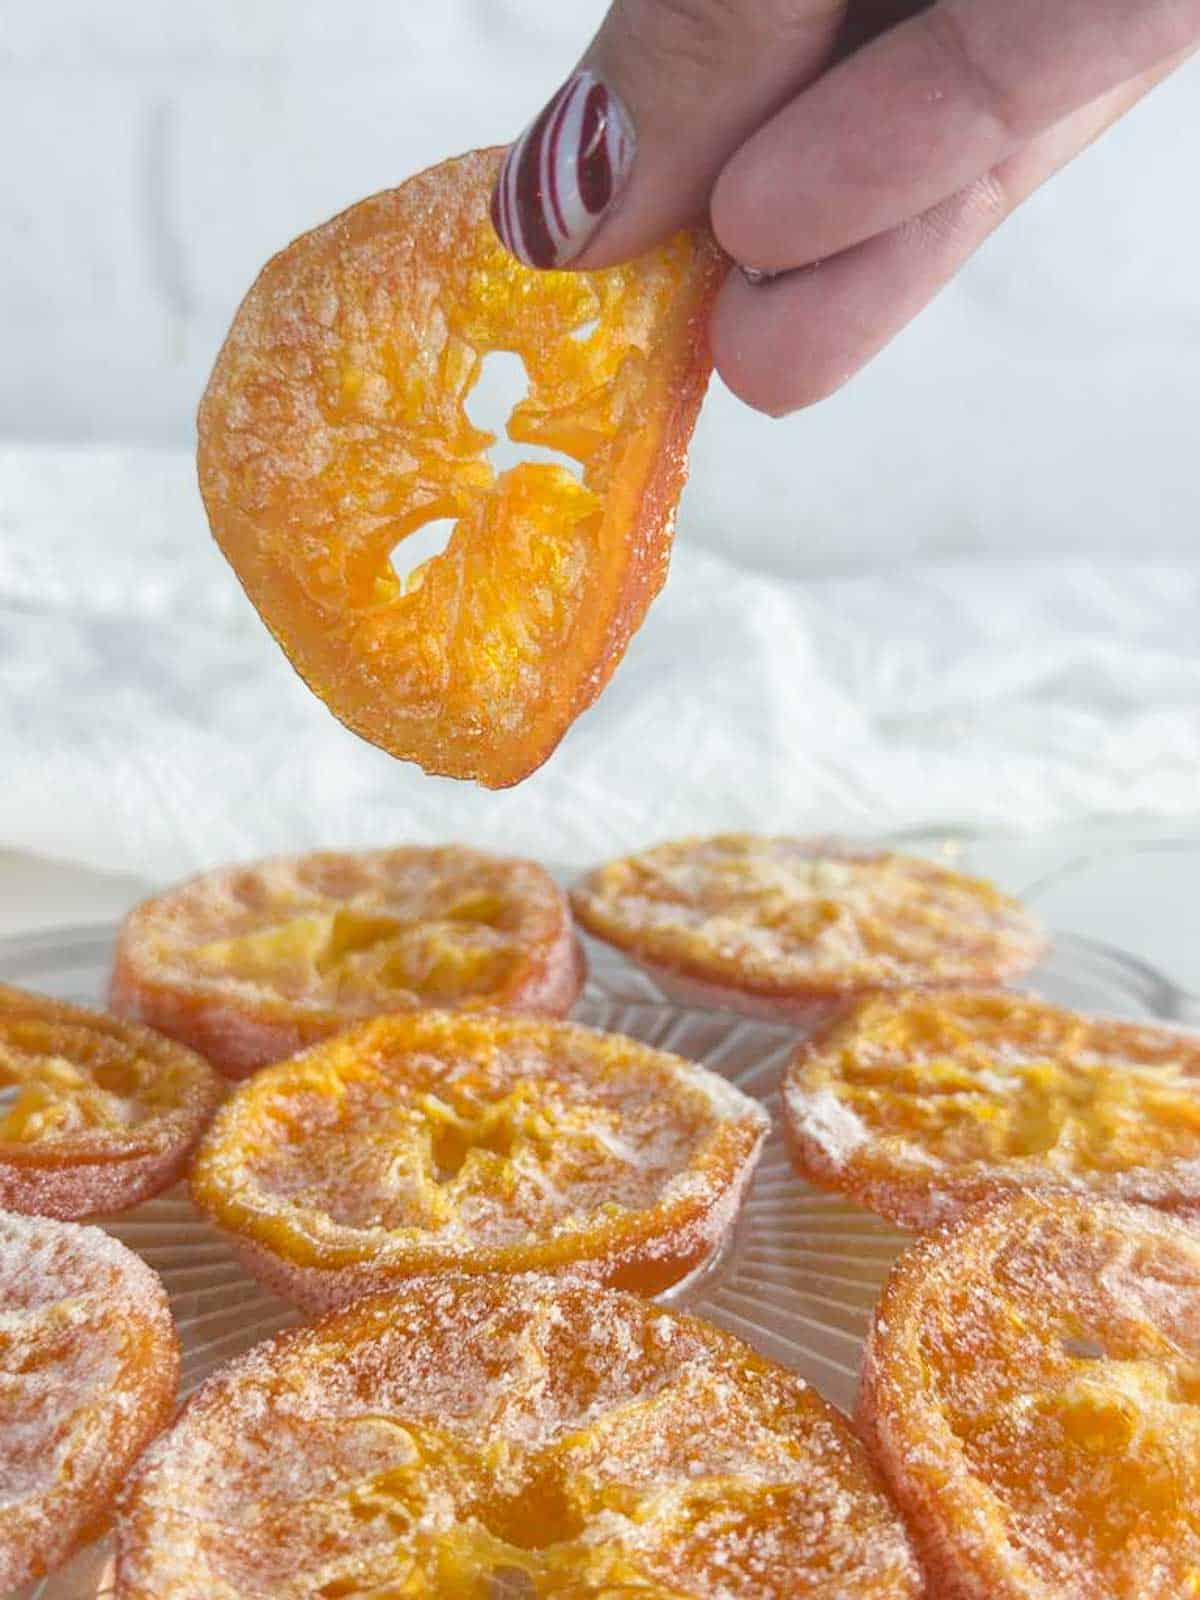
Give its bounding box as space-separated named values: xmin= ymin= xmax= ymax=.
xmin=3 ymin=921 xmax=1181 ymax=1600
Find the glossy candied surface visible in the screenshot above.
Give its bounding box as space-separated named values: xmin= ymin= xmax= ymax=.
xmin=571 ymin=836 xmax=1045 ymax=1005
xmin=0 ymin=1212 xmax=178 ymax=1591
xmin=785 ymin=990 xmax=1200 ymax=1228
xmin=117 ymin=1275 xmax=923 ymax=1598
xmin=198 ymin=147 xmax=725 ymax=786
xmin=190 ymin=1010 xmax=769 ymax=1308
xmin=109 ymin=845 xmax=585 ymax=1078
xmin=860 ymin=1194 xmax=1200 ymax=1599
xmin=0 ymin=983 xmax=223 ymax=1218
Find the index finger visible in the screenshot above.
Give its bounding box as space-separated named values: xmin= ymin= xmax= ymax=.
xmin=712 ymin=0 xmax=1200 ymax=270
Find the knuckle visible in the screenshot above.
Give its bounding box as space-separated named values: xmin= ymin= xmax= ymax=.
xmin=625 ymin=0 xmax=740 ymax=80
xmin=907 ymin=170 xmax=1009 ymax=249
xmin=921 ymin=4 xmax=1025 ymax=139
xmin=964 ymin=168 xmax=1010 ymax=223
xmin=621 ymin=0 xmax=822 ymax=80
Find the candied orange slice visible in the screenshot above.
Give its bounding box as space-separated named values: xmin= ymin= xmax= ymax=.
xmin=117 ymin=1273 xmax=922 ymax=1598
xmin=784 ymin=989 xmax=1200 ymax=1229
xmin=190 ymin=1010 xmax=768 ymax=1309
xmin=572 ymin=835 xmax=1045 ymax=1022
xmin=197 ymin=147 xmax=725 ymax=786
xmin=110 ymin=845 xmax=585 ymax=1078
xmin=0 ymin=1211 xmax=178 ymax=1591
xmin=0 ymin=983 xmax=223 ymax=1219
xmin=860 ymin=1194 xmax=1200 ymax=1599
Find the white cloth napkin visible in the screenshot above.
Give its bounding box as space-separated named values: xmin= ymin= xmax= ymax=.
xmin=4 ymin=444 xmax=1198 ymax=883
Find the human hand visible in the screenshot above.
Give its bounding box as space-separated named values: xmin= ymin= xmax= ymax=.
xmin=491 ymin=0 xmax=1200 ymax=414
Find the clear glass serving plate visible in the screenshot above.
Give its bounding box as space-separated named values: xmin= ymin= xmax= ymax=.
xmin=3 ymin=920 xmax=1187 ymax=1600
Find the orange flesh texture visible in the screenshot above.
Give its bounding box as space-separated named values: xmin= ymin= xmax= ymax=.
xmin=862 ymin=1195 xmax=1200 ymax=1599
xmin=190 ymin=1011 xmax=768 ymax=1299
xmin=110 ymin=848 xmax=584 ymax=1076
xmin=0 ymin=1213 xmax=179 ymax=1591
xmin=571 ymin=836 xmax=1046 ymax=1000
xmin=785 ymin=991 xmax=1200 ymax=1227
xmin=198 ymin=148 xmax=725 ymax=785
xmin=0 ymin=983 xmax=223 ymax=1216
xmin=116 ymin=1277 xmax=923 ymax=1598
xmin=0 ymin=986 xmax=217 ymax=1152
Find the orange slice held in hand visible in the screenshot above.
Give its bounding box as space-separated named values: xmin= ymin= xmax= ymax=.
xmin=116 ymin=1275 xmax=924 ymax=1599
xmin=571 ymin=835 xmax=1046 ymax=1024
xmin=190 ymin=1010 xmax=769 ymax=1311
xmin=0 ymin=984 xmax=223 ymax=1219
xmin=198 ymin=147 xmax=726 ymax=785
xmin=109 ymin=845 xmax=585 ymax=1078
xmin=0 ymin=1212 xmax=178 ymax=1592
xmin=860 ymin=1194 xmax=1200 ymax=1599
xmin=784 ymin=990 xmax=1200 ymax=1229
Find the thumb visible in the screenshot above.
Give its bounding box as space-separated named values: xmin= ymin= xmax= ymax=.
xmin=491 ymin=0 xmax=848 ymax=270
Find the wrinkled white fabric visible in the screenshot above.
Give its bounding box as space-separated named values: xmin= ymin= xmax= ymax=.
xmin=3 ymin=445 xmax=1196 ymax=884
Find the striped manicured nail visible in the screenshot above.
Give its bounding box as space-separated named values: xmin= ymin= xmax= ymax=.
xmin=490 ymin=70 xmax=635 ymax=269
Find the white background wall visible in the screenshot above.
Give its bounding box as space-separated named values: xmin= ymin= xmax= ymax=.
xmin=3 ymin=1 xmax=1199 ymax=575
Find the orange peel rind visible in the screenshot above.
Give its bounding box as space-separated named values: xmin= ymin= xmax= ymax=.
xmin=784 ymin=989 xmax=1200 ymax=1229
xmin=0 ymin=1211 xmax=178 ymax=1592
xmin=117 ymin=1274 xmax=923 ymax=1598
xmin=190 ymin=1010 xmax=769 ymax=1310
xmin=0 ymin=983 xmax=224 ymax=1219
xmin=571 ymin=836 xmax=1046 ymax=1022
xmin=110 ymin=845 xmax=585 ymax=1078
xmin=860 ymin=1193 xmax=1200 ymax=1599
xmin=198 ymin=148 xmax=726 ymax=785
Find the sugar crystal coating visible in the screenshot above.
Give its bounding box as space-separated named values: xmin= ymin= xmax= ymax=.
xmin=0 ymin=1211 xmax=178 ymax=1591
xmin=110 ymin=845 xmax=585 ymax=1077
xmin=117 ymin=1275 xmax=922 ymax=1597
xmin=861 ymin=1193 xmax=1200 ymax=1598
xmin=572 ymin=836 xmax=1044 ymax=1018
xmin=785 ymin=990 xmax=1200 ymax=1228
xmin=191 ymin=1010 xmax=770 ymax=1309
xmin=0 ymin=983 xmax=224 ymax=1218
xmin=198 ymin=148 xmax=725 ymax=786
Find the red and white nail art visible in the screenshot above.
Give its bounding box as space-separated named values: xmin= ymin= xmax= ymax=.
xmin=491 ymin=70 xmax=635 ymax=269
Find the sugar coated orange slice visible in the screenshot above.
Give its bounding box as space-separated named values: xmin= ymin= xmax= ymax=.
xmin=190 ymin=1010 xmax=769 ymax=1309
xmin=860 ymin=1193 xmax=1200 ymax=1598
xmin=198 ymin=148 xmax=725 ymax=785
xmin=0 ymin=1211 xmax=178 ymax=1591
xmin=572 ymin=836 xmax=1045 ymax=1022
xmin=784 ymin=990 xmax=1200 ymax=1228
xmin=0 ymin=983 xmax=223 ymax=1219
xmin=117 ymin=1274 xmax=923 ymax=1597
xmin=110 ymin=845 xmax=585 ymax=1078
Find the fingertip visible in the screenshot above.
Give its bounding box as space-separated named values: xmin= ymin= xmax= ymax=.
xmin=710 ymin=278 xmax=792 ymax=416
xmin=711 ymin=271 xmax=852 ymax=417
xmin=709 ymin=157 xmax=767 ymax=276
xmin=708 ymin=163 xmax=741 ymax=263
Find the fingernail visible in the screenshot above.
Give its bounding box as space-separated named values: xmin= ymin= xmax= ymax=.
xmin=490 ymin=70 xmax=635 ymax=269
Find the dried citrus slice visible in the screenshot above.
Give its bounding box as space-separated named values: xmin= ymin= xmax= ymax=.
xmin=0 ymin=983 xmax=223 ymax=1219
xmin=197 ymin=147 xmax=725 ymax=786
xmin=784 ymin=989 xmax=1200 ymax=1229
xmin=860 ymin=1194 xmax=1200 ymax=1599
xmin=117 ymin=1273 xmax=922 ymax=1598
xmin=572 ymin=835 xmax=1045 ymax=1022
xmin=190 ymin=1010 xmax=768 ymax=1310
xmin=110 ymin=845 xmax=585 ymax=1079
xmin=0 ymin=1211 xmax=178 ymax=1591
